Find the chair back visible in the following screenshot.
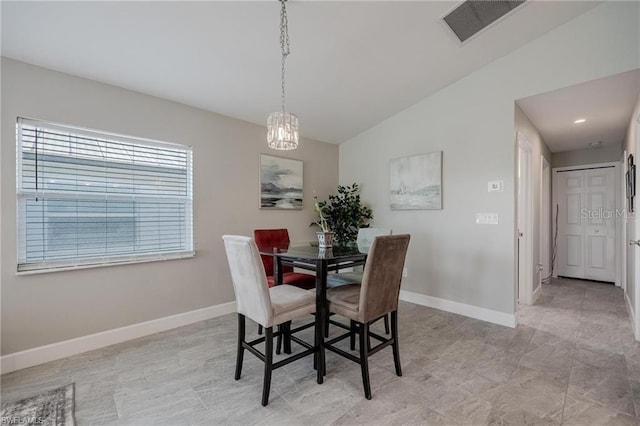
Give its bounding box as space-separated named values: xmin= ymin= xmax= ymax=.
xmin=254 ymin=229 xmax=293 ymax=276
xmin=359 ymin=234 xmax=410 ymax=323
xmin=222 ymin=235 xmax=273 ymax=327
xmin=357 ymin=228 xmax=392 ymax=253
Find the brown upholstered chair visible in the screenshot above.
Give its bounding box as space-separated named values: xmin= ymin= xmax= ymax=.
xmin=222 ymin=235 xmax=320 ymax=406
xmin=324 ymin=234 xmax=410 ymax=399
xmin=327 ymin=227 xmax=393 ymax=334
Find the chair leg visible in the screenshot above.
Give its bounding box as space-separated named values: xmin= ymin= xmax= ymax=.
xmin=391 ymin=311 xmax=402 ymax=377
xmin=284 ymin=321 xmax=292 ymax=354
xmin=262 ymin=327 xmax=274 ymax=406
xmin=276 ymin=324 xmax=283 ymax=355
xmin=384 ymin=314 xmax=390 ymax=334
xmin=359 ymin=322 xmax=372 ymax=400
xmin=235 ymin=314 xmax=246 ymax=380
xmin=350 ymin=320 xmax=356 ymax=350
xmin=258 ymin=324 xmax=263 ymax=335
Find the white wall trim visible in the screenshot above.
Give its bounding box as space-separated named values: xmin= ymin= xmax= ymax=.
xmin=517 ymin=132 xmax=534 ymax=306
xmin=399 ymin=289 xmax=516 ymax=328
xmin=552 ymin=162 xmax=621 ymax=173
xmin=0 ymin=301 xmax=236 ymax=374
xmin=621 ymin=150 xmax=628 ymax=292
xmin=532 ymin=282 xmax=542 ymax=304
xmin=625 ymin=290 xmax=637 ymax=339
xmin=540 ymin=155 xmax=552 ymax=281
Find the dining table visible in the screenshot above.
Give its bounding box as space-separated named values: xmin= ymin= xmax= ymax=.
xmin=257 ymin=243 xmax=368 ymax=382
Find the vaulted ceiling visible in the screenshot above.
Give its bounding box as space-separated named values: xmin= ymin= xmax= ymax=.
xmin=2 ymin=1 xmax=601 ymax=144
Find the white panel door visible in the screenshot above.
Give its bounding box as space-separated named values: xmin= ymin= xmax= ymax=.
xmin=558 ymin=171 xmax=585 ymax=279
xmin=584 ymin=168 xmax=615 ymax=281
xmin=556 ymin=167 xmax=616 ymax=282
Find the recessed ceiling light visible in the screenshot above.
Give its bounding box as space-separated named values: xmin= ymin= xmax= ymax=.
xmin=574 ymin=118 xmax=587 ymax=124
xmin=589 ymin=141 xmax=602 ymax=148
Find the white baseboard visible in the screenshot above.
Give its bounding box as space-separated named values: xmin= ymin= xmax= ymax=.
xmin=1 ymin=301 xmax=236 ymax=374
xmin=399 ymin=290 xmax=516 ymax=328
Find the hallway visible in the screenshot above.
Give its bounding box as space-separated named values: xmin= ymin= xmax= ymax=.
xmin=515 ymin=277 xmax=639 ymax=424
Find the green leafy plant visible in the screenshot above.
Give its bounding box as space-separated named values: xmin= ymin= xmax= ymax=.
xmin=315 ymin=183 xmax=373 ymax=244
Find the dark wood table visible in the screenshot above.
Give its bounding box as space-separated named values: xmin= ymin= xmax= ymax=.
xmin=258 ymin=243 xmax=367 ymax=382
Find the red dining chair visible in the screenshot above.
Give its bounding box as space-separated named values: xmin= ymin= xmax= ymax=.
xmin=254 ymin=229 xmax=316 ymax=289
xmin=254 ymin=229 xmax=316 ymax=337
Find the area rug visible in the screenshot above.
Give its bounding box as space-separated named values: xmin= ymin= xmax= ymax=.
xmin=1 ymin=383 xmax=75 ymax=426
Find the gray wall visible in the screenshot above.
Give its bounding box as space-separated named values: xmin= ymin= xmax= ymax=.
xmin=551 ymin=144 xmax=623 ymax=168
xmin=1 ymin=58 xmax=339 ymax=354
xmin=339 ymin=2 xmax=639 ymax=316
xmin=514 ymin=104 xmax=552 ymax=296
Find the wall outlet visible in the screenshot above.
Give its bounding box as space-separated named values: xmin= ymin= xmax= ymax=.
xmin=476 ymin=213 xmax=499 ymax=225
xmin=402 ymin=268 xmax=408 ymax=278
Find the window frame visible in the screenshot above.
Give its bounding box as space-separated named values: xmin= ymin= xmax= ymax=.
xmin=16 ymin=117 xmax=195 ymax=274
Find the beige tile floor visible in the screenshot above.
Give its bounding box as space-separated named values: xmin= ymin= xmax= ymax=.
xmin=2 ymin=277 xmax=639 ymax=425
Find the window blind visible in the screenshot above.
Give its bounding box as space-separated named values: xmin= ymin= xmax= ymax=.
xmin=16 ymin=118 xmax=194 ymax=272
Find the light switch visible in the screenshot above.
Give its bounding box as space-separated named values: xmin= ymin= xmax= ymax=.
xmin=488 ymin=181 xmax=503 ymax=192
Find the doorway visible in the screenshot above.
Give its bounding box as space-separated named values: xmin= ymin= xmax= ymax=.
xmin=517 ymin=133 xmax=534 ymax=305
xmin=629 ymin=116 xmax=640 ymax=339
xmin=553 ymin=164 xmax=619 ymax=283
xmin=540 ymin=157 xmax=551 ymax=280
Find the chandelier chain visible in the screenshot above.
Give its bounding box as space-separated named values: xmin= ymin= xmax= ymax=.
xmin=280 ymin=0 xmax=290 ymax=113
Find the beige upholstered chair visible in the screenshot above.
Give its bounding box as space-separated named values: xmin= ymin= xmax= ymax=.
xmin=222 ymin=235 xmax=320 ymax=406
xmin=325 ymin=234 xmax=410 ymax=400
xmin=327 ymin=228 xmax=392 ymax=286
xmin=327 ymin=227 xmax=393 ymax=334
xmin=356 ymin=228 xmax=392 ymax=253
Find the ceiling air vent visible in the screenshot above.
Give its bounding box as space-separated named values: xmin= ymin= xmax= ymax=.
xmin=443 ymin=0 xmax=526 ymax=43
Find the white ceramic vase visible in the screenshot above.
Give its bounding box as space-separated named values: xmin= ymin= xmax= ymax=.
xmin=316 ymin=231 xmax=334 ymax=248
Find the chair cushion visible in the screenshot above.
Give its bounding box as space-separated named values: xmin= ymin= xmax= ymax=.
xmin=270 ymin=284 xmax=315 ymax=315
xmin=327 ymin=272 xmax=362 ymax=288
xmin=267 ymin=272 xmax=316 ymax=289
xmin=327 ymin=284 xmax=361 ymax=319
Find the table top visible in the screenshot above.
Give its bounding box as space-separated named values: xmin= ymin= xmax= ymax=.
xmin=258 ymin=242 xmax=367 ymax=261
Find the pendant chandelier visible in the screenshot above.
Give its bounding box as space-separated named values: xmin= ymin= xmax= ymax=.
xmin=267 ymin=0 xmax=299 ymax=151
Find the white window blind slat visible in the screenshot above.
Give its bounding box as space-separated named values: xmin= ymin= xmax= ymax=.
xmin=16 ymin=118 xmax=194 ymax=272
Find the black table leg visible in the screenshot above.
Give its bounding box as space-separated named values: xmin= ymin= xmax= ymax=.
xmin=273 ymin=248 xmax=283 ymax=286
xmin=315 ymin=259 xmax=327 ymax=380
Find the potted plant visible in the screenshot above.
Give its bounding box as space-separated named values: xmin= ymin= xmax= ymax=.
xmin=315 ymin=183 xmax=373 ymax=245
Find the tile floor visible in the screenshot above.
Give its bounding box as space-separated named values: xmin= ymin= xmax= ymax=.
xmin=2 ymin=277 xmax=639 ymax=425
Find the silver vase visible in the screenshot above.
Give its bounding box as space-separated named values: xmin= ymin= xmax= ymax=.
xmin=316 ymin=231 xmax=334 ymax=248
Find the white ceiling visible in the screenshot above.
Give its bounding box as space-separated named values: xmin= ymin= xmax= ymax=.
xmin=517 ymin=69 xmax=640 ymax=153
xmin=1 ymin=1 xmax=601 ymax=144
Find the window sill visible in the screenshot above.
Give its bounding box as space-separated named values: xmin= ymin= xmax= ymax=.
xmin=16 ymin=251 xmax=196 ymax=275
